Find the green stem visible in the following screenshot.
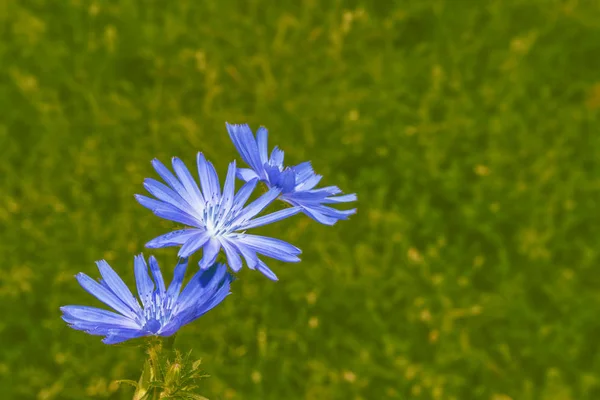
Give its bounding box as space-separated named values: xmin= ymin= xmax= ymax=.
xmin=133 ymin=335 xmax=178 ymax=400
xmin=162 ymin=334 xmax=177 ymax=352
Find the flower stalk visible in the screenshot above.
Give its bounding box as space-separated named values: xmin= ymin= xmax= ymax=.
xmin=122 ymin=336 xmax=209 ymax=400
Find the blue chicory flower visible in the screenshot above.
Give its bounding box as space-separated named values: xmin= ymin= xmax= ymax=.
xmin=61 ymin=255 xmax=232 ymax=344
xmin=135 ymin=154 xmax=302 ymax=280
xmin=226 ymin=123 xmax=357 ymax=225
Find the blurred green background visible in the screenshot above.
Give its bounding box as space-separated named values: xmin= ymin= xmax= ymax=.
xmin=1 ymin=0 xmax=600 ymax=399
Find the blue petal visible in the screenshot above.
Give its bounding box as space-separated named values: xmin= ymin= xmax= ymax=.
xmin=146 ymin=229 xmax=201 ymax=249
xmin=148 ymin=256 xmax=166 ymax=296
xmin=218 ymin=237 xmax=243 ymax=272
xmin=295 ymin=171 xmax=322 ymax=191
xmin=219 ymin=161 xmax=237 ymax=215
xmin=295 ymin=205 xmax=338 ymax=225
xmin=323 ymin=193 xmax=358 ymax=203
xmin=229 ymin=240 xmax=258 ymax=269
xmin=287 ymin=186 xmax=343 ymax=201
xmin=152 ymin=206 xmax=201 ymax=228
xmin=231 ymin=179 xmax=259 ymax=212
xmin=134 ymin=194 xmax=167 ymax=212
xmin=151 ymin=158 xmax=193 ymax=204
xmin=237 ymin=168 xmax=259 ymax=182
xmin=102 ymin=329 xmax=147 ymax=344
xmin=226 ymin=123 xmax=263 ymax=173
xmin=96 ymin=260 xmax=140 ymax=314
xmin=196 ymin=153 xmax=221 ymax=202
xmin=81 ymin=325 xmax=141 ymax=336
xmin=239 ymin=207 xmax=301 ymax=230
xmin=157 ymin=316 xmax=185 ymax=337
xmin=256 ymin=259 xmax=279 ymax=281
xmin=279 ymin=169 xmax=296 ymax=193
xmin=230 ymin=187 xmax=281 ymax=227
xmin=144 ymin=178 xmax=199 ymax=218
xmin=173 ymin=266 xmax=232 ymax=327
xmin=75 ymin=273 xmax=138 ymax=320
xmin=256 ymin=127 xmax=269 ymax=164
xmin=178 ymin=230 xmax=211 ymax=258
xmin=61 ymin=306 xmax=139 ymax=330
xmin=292 ymin=161 xmax=314 ymax=181
xmin=264 ymin=164 xmax=282 ymax=187
xmin=226 ymin=123 xmax=254 ymax=168
xmin=269 ymin=146 xmax=284 ymax=167
xmin=176 ymin=264 xmax=228 ymax=313
xmin=304 ymin=204 xmax=357 ymax=221
xmin=172 ymin=157 xmax=205 ymax=208
xmin=291 ymin=162 xmax=323 ymax=191
xmin=200 ymin=263 xmax=229 ymax=288
xmin=165 ymin=258 xmax=188 ymax=305
xmin=327 ymin=207 xmax=357 ymax=218
xmin=68 ymin=322 xmax=136 ymax=336
xmin=134 ymin=255 xmax=154 ymax=309
xmin=188 ymin=277 xmax=232 ymax=321
xmin=162 ymin=308 xmax=199 ymax=334
xmin=238 ymin=234 xmax=301 ymax=262
xmin=199 ymin=238 xmax=221 ymax=270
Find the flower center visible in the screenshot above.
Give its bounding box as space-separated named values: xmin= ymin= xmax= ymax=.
xmin=202 ymin=202 xmax=235 ymax=237
xmin=143 ymin=318 xmax=162 ymax=334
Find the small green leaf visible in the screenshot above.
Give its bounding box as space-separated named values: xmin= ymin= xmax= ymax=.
xmin=114 ymin=379 xmax=139 ymax=388
xmin=191 ymin=360 xmax=202 ymax=371
xmin=182 ymin=394 xmax=209 ymax=400
xmin=133 ymin=358 xmax=152 ymax=400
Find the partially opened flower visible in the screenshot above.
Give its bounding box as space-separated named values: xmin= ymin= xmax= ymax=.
xmin=61 ymin=255 xmax=232 ymax=344
xmin=135 ymin=154 xmax=302 ymax=280
xmin=226 ymin=123 xmax=357 ymax=225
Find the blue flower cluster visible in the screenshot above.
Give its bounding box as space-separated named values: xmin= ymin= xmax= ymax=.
xmin=62 ymin=123 xmax=356 ymax=343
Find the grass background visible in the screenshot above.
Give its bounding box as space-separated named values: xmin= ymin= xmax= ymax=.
xmin=1 ymin=0 xmax=600 ymax=399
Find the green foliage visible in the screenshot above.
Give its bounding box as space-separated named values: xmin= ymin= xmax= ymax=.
xmin=118 ymin=337 xmax=209 ymax=400
xmin=1 ymin=0 xmax=600 ymax=399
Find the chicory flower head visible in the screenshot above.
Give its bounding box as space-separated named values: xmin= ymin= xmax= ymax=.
xmin=135 ymin=154 xmax=302 ymax=280
xmin=61 ymin=255 xmax=232 ymax=344
xmin=226 ymin=123 xmax=357 ymax=225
